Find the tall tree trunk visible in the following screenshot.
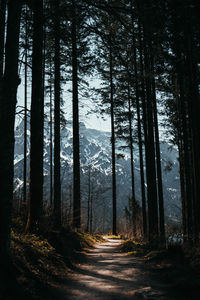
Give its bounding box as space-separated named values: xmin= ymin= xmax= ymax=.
xmin=173 ymin=78 xmax=186 ymax=240
xmin=136 ymin=98 xmax=147 ymax=239
xmin=173 ymin=76 xmax=188 ymax=242
xmin=179 ymin=74 xmax=194 ymax=243
xmin=137 ymin=0 xmax=159 ymax=244
xmin=144 ymin=41 xmax=159 ymax=244
xmin=90 ymin=187 xmax=93 ymax=234
xmin=177 ymin=140 xmax=187 ymax=242
xmin=72 ymin=0 xmax=81 ymax=228
xmin=53 ymin=0 xmax=61 ymax=229
xmin=133 ymin=21 xmax=147 ymax=239
xmin=127 ymin=83 xmax=136 ymax=237
xmin=26 ymin=0 xmax=44 ymax=232
xmin=49 ymin=60 xmax=53 ymax=209
xmin=86 ymin=166 xmax=91 ymax=232
xmin=109 ymin=38 xmax=117 ymax=236
xmin=0 ymin=0 xmax=22 ymax=269
xmin=69 ymin=184 xmax=72 ymax=223
xmin=72 ymin=0 xmax=81 ymax=229
xmin=103 ymin=197 xmax=105 ymax=233
xmin=151 ymin=71 xmax=165 ymax=245
xmin=170 ymin=4 xmax=194 ymax=244
xmin=0 ymin=0 xmax=6 ymax=77
xmin=184 ymin=2 xmax=200 ymax=244
xmin=23 ymin=5 xmax=28 ymax=204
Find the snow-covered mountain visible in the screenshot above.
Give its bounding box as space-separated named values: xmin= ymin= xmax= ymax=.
xmin=14 ymin=118 xmax=181 ymax=230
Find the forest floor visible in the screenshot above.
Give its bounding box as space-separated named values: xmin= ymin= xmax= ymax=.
xmin=59 ymin=237 xmax=170 ymax=299
xmin=53 ymin=237 xmax=200 ymax=300
xmin=1 ymin=227 xmax=200 ymax=300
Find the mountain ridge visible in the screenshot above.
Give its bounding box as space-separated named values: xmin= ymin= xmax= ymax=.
xmin=14 ymin=118 xmax=181 ymax=230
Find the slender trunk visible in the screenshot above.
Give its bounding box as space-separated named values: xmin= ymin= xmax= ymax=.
xmin=42 ymin=11 xmax=45 ymax=153
xmin=127 ymin=83 xmax=136 ymax=237
xmin=134 ymin=21 xmax=147 ymax=239
xmin=23 ymin=6 xmax=28 ymax=203
xmin=174 ymin=77 xmax=187 ymax=242
xmin=178 ymin=141 xmax=187 ymax=241
xmin=0 ymin=0 xmax=6 ymax=77
xmin=137 ymin=0 xmax=159 ymax=244
xmin=171 ymin=3 xmax=197 ymax=244
xmin=184 ymin=3 xmax=200 ymax=244
xmin=179 ymin=75 xmax=194 ymax=243
xmin=138 ymin=23 xmax=149 ymax=192
xmin=103 ymin=197 xmax=105 ymax=233
xmin=170 ymin=5 xmax=194 ymax=244
xmin=109 ymin=38 xmax=117 ymax=236
xmin=151 ymin=72 xmax=165 ymax=245
xmin=0 ymin=0 xmax=22 ymax=268
xmin=72 ymin=0 xmax=81 ymax=229
xmin=139 ymin=20 xmax=158 ymax=243
xmin=90 ymin=188 xmax=93 ymax=234
xmin=136 ymin=101 xmax=147 ymax=239
xmin=69 ymin=184 xmax=72 ymax=223
xmin=26 ymin=0 xmax=44 ymax=232
xmin=86 ymin=166 xmax=91 ymax=232
xmin=49 ymin=61 xmax=53 ymax=209
xmin=53 ymin=0 xmax=61 ymax=229
xmin=144 ymin=39 xmax=159 ymax=243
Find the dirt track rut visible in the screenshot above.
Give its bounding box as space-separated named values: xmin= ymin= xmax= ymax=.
xmin=63 ymin=238 xmax=172 ymax=300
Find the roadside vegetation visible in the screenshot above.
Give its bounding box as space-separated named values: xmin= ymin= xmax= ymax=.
xmin=1 ymin=218 xmax=103 ymax=300
xmin=121 ymin=238 xmax=200 ymax=299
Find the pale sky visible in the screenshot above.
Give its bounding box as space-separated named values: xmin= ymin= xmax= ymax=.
xmin=16 ymin=76 xmax=111 ymax=132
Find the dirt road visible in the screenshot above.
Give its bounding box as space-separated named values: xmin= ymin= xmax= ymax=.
xmin=63 ymin=238 xmax=174 ymax=300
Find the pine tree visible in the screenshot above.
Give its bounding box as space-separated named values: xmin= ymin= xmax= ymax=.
xmin=183 ymin=0 xmax=200 ymax=244
xmin=53 ymin=0 xmax=61 ymax=229
xmin=109 ymin=36 xmax=117 ymax=235
xmin=23 ymin=5 xmax=29 ymax=204
xmin=26 ymin=0 xmax=44 ymax=232
xmin=0 ymin=0 xmax=22 ymax=268
xmin=49 ymin=60 xmax=53 ymax=209
xmin=152 ymin=74 xmax=165 ymax=244
xmin=0 ymin=0 xmax=6 ymax=77
xmin=72 ymin=0 xmax=81 ymax=229
xmin=132 ymin=18 xmax=147 ymax=239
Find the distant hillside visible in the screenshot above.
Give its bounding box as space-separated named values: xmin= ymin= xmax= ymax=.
xmin=14 ymin=119 xmax=181 ymax=231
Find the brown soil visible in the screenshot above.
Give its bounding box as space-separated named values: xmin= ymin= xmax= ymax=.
xmin=53 ymin=238 xmax=177 ymax=299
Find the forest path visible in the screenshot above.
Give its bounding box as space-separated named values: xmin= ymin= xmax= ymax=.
xmin=59 ymin=238 xmax=175 ymax=300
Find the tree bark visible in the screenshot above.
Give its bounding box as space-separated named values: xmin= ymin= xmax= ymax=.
xmin=127 ymin=83 xmax=136 ymax=237
xmin=23 ymin=5 xmax=28 ymax=204
xmin=90 ymin=187 xmax=93 ymax=234
xmin=109 ymin=37 xmax=117 ymax=236
xmin=49 ymin=60 xmax=53 ymax=209
xmin=0 ymin=0 xmax=6 ymax=77
xmin=151 ymin=71 xmax=166 ymax=245
xmin=86 ymin=166 xmax=91 ymax=232
xmin=177 ymin=140 xmax=187 ymax=242
xmin=144 ymin=40 xmax=159 ymax=244
xmin=53 ymin=0 xmax=61 ymax=229
xmin=26 ymin=0 xmax=44 ymax=232
xmin=0 ymin=0 xmax=22 ymax=268
xmin=72 ymin=0 xmax=81 ymax=229
xmin=184 ymin=2 xmax=200 ymax=244
xmin=179 ymin=74 xmax=194 ymax=243
xmin=134 ymin=20 xmax=147 ymax=239
xmin=170 ymin=3 xmax=194 ymax=244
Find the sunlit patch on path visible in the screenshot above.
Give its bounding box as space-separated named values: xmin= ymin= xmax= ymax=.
xmin=61 ymin=238 xmax=172 ymax=299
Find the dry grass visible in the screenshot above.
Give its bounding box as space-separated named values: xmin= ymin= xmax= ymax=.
xmin=4 ymin=218 xmax=103 ymax=300
xmin=103 ymin=234 xmax=121 ymax=239
xmin=120 ymin=238 xmax=200 ymax=298
xmin=120 ymin=239 xmax=146 ymax=256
